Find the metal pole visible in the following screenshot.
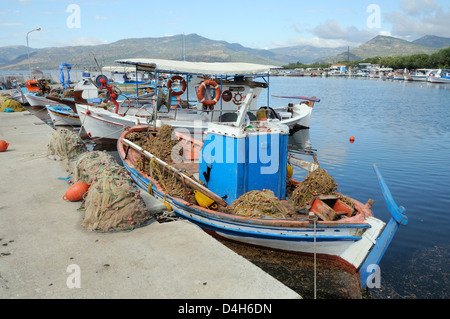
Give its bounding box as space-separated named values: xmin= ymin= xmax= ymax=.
xmin=26 ymin=28 xmax=41 ymax=75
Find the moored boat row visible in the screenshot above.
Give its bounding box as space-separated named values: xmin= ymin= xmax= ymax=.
xmin=4 ymin=57 xmax=408 ymax=290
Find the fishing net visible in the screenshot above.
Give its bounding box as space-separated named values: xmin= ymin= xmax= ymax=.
xmin=62 ymin=90 xmax=74 ymax=98
xmin=289 ymin=168 xmax=353 ymax=209
xmin=227 ymin=189 xmax=293 ymax=219
xmin=0 ymin=98 xmax=26 ymax=112
xmin=73 ymin=150 xmax=149 ymax=232
xmin=125 ymin=126 xmax=198 ymax=203
xmin=47 ymin=128 xmax=86 ymax=161
xmin=127 ymin=124 xmax=180 ymax=162
xmin=0 ymin=95 xmax=10 ymax=107
xmin=147 ymin=157 xmax=197 ymax=203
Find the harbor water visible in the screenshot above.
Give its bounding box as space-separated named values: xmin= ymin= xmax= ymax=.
xmin=21 ymin=75 xmax=449 ymax=299
xmin=253 ymin=76 xmax=449 ymax=299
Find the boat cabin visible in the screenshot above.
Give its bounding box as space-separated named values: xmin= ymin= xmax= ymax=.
xmin=114 ymin=58 xmax=279 ymax=122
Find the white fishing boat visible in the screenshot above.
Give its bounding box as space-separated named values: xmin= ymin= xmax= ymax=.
xmin=411 ymin=69 xmax=430 ymax=81
xmin=76 ymin=58 xmax=319 ymax=141
xmin=427 ymin=69 xmax=450 ymax=84
xmin=117 ymin=92 xmax=407 ymax=289
xmin=46 ymin=105 xmax=81 ymax=126
xmin=101 ymin=66 xmax=154 ymax=95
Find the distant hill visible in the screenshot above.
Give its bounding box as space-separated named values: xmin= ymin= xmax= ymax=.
xmin=412 ymin=35 xmax=450 ymax=48
xmin=0 ymin=45 xmax=38 ymax=65
xmin=0 ymin=34 xmax=286 ymax=71
xmin=320 ymin=35 xmax=446 ymax=63
xmin=268 ymin=45 xmax=348 ymax=64
xmin=1 ymin=33 xmax=449 ymax=71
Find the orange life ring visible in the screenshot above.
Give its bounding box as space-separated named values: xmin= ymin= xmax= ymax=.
xmin=167 ymin=75 xmax=186 ymax=96
xmin=198 ymin=79 xmax=221 ymax=107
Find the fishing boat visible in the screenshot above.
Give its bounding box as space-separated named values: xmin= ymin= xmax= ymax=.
xmin=393 ymin=72 xmax=404 ymax=81
xmin=427 ymin=69 xmax=450 ymax=84
xmin=101 ymin=66 xmax=155 ymax=95
xmin=117 ymin=92 xmax=407 ymax=288
xmin=46 ymin=105 xmax=81 ymax=126
xmin=76 ymin=58 xmax=318 ymax=141
xmin=410 ymin=69 xmax=435 ymax=82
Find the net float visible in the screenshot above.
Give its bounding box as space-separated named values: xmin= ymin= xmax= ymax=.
xmin=63 ymin=181 xmax=91 ymax=201
xmin=0 ymin=140 xmax=9 ymax=152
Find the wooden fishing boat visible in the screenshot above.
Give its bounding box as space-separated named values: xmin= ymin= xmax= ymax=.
xmin=76 ymin=58 xmax=318 ymax=141
xmin=117 ymin=92 xmax=407 ymax=288
xmin=46 ymin=105 xmax=81 ymax=126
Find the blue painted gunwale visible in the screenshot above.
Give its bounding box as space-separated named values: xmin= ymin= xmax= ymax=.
xmin=121 ymin=160 xmax=369 ymax=243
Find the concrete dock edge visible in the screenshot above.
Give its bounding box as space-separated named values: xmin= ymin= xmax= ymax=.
xmin=0 ymin=111 xmax=301 ymax=299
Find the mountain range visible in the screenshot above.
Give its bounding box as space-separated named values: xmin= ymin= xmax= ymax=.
xmin=0 ymin=33 xmax=449 ymax=71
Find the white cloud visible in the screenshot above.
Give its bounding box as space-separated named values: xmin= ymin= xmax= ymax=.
xmin=387 ymin=0 xmax=450 ymax=39
xmin=307 ymin=20 xmax=378 ymax=44
xmin=0 ymin=22 xmax=24 ymax=26
xmin=401 ymin=0 xmax=439 ymax=17
xmin=273 ymin=37 xmax=351 ymax=49
xmin=45 ymin=37 xmax=109 ymax=47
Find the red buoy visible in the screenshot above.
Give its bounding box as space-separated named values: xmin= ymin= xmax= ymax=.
xmin=0 ymin=140 xmax=9 ymax=152
xmin=349 ymin=136 xmax=355 ymax=143
xmin=63 ymin=181 xmax=90 ymax=201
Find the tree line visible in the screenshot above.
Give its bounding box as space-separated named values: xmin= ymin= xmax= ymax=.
xmin=284 ymin=46 xmax=450 ymax=70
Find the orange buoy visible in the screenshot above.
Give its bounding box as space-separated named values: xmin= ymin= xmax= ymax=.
xmin=0 ymin=140 xmax=9 ymax=152
xmin=349 ymin=136 xmax=355 ymax=143
xmin=63 ymin=181 xmax=90 ymax=201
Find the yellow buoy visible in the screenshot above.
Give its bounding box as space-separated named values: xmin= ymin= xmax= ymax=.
xmin=194 ymin=190 xmax=217 ymax=209
xmin=287 ymin=164 xmax=293 ymax=178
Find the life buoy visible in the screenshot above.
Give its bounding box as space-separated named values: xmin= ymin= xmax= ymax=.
xmin=198 ymin=79 xmax=221 ymax=107
xmin=167 ymin=75 xmax=186 ymax=96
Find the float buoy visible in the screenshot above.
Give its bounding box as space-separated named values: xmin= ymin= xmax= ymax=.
xmin=63 ymin=181 xmax=90 ymax=201
xmin=0 ymin=140 xmax=9 ymax=152
xmin=349 ymin=136 xmax=355 ymax=143
xmin=287 ymin=164 xmax=293 ymax=178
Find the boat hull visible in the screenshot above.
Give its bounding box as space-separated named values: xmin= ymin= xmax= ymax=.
xmin=76 ymin=103 xmax=144 ymax=140
xmin=117 ymin=125 xmax=386 ymax=274
xmin=25 ymin=93 xmax=61 ymax=107
xmin=46 ymin=106 xmax=81 ymax=126
xmin=427 ymin=76 xmax=450 ymax=84
xmin=76 ymin=101 xmax=313 ymax=140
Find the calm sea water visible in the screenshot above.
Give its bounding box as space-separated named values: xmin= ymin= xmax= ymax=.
xmin=264 ymin=76 xmax=450 ymax=299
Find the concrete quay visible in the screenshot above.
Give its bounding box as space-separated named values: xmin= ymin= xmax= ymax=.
xmin=0 ymin=110 xmax=301 ymax=299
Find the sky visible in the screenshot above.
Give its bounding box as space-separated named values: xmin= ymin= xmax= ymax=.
xmin=1 ymin=0 xmax=449 ymax=50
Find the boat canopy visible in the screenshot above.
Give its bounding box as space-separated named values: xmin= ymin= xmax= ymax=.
xmin=115 ymin=58 xmax=279 ymax=76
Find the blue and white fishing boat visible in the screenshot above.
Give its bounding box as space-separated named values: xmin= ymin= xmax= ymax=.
xmin=427 ymin=69 xmax=450 ymax=84
xmin=410 ymin=69 xmax=435 ymax=82
xmin=46 ymin=105 xmax=81 ymax=126
xmin=117 ymin=92 xmax=407 ymax=288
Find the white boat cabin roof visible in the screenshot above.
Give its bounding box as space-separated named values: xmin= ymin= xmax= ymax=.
xmin=102 ymin=66 xmax=143 ymax=73
xmin=115 ymin=58 xmax=279 ymax=76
